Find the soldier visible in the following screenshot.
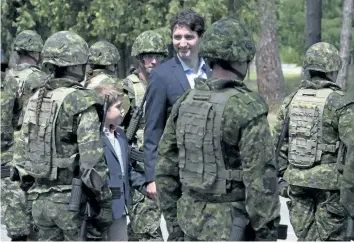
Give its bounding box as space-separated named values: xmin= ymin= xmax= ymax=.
xmin=1 ymin=30 xmax=46 ymax=241
xmin=155 ymin=18 xmax=280 ymax=241
xmin=275 ymin=42 xmax=352 ymax=241
xmin=124 ymin=30 xmax=167 ymax=241
xmin=84 ymin=40 xmax=121 ymax=89
xmin=11 ymin=31 xmax=112 ymax=241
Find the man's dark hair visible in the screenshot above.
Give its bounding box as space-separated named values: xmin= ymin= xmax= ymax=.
xmin=170 ymin=9 xmax=205 ymax=37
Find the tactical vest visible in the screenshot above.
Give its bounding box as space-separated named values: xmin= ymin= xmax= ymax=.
xmin=127 ymin=74 xmax=146 ymax=107
xmin=85 ymin=73 xmax=109 ymax=89
xmin=15 ymin=87 xmax=77 ymax=180
xmin=288 ymin=88 xmax=340 ymax=168
xmin=176 ymin=88 xmax=243 ymax=195
xmin=7 ymin=67 xmax=34 ymax=97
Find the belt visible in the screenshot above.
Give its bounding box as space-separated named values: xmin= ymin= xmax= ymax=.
xmin=184 ymin=188 xmax=245 ymax=203
xmin=110 ymin=187 xmax=122 ymax=200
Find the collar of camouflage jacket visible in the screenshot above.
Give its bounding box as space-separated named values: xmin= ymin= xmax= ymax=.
xmin=14 ymin=63 xmax=39 ymax=71
xmin=47 ymin=77 xmax=84 ymax=89
xmin=300 ymin=78 xmax=342 ymax=91
xmin=195 ymin=78 xmax=245 ymax=91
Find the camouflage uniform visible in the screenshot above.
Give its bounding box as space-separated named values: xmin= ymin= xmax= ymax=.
xmin=1 ymin=30 xmax=45 ymax=241
xmin=156 ymin=18 xmax=280 ymax=241
xmin=85 ymin=40 xmax=122 ymax=89
xmin=275 ymin=42 xmax=352 ymax=241
xmin=12 ymin=31 xmax=112 ymax=241
xmin=124 ymin=30 xmax=167 ymax=241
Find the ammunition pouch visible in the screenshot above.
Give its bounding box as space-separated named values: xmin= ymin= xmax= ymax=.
xmin=1 ymin=165 xmax=11 ymax=179
xmin=230 ymin=214 xmax=249 ymax=241
xmin=68 ymin=178 xmax=85 ymax=212
xmin=129 ymin=146 xmax=144 ymax=162
xmin=110 ymin=187 xmax=122 ymax=200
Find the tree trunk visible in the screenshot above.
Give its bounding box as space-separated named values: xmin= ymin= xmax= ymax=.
xmin=336 ymin=0 xmax=353 ymax=90
xmin=228 ymin=0 xmax=236 ymax=17
xmin=304 ymin=0 xmax=322 ymax=51
xmin=256 ymin=0 xmax=285 ymax=108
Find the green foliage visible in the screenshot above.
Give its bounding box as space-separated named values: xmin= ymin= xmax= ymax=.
xmin=1 ymin=0 xmax=352 ymax=69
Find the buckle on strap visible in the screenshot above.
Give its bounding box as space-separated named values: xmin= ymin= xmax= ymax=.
xmin=317 ymin=141 xmax=340 ymax=153
xmin=219 ymin=169 xmax=243 ymax=181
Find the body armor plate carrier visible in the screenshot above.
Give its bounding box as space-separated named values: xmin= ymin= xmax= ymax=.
xmin=176 ymin=88 xmax=243 ymax=195
xmin=15 ymin=87 xmax=77 ymax=180
xmin=288 ymin=88 xmax=340 ymax=168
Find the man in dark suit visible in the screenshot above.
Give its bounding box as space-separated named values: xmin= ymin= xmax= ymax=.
xmin=144 ymin=9 xmax=212 ymax=198
xmin=95 ymin=85 xmax=147 ymax=241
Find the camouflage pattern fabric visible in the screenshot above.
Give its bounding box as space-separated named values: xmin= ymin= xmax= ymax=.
xmin=1 ymin=178 xmax=33 ymax=239
xmin=275 ymin=79 xmax=352 ymax=189
xmin=85 ymin=69 xmax=122 ymax=89
xmin=303 ymin=42 xmax=342 ymax=73
xmin=1 ymin=64 xmax=44 ymax=240
xmin=41 ymin=31 xmax=88 ymax=67
xmin=131 ymin=30 xmax=168 ymax=57
xmin=13 ymin=30 xmax=43 ymax=52
xmin=123 ymin=73 xmax=163 ymax=241
xmin=31 ymin=191 xmax=81 ymax=241
xmin=199 ymin=18 xmax=256 ymax=63
xmin=12 ymin=78 xmax=112 ymax=240
xmin=287 ymin=185 xmax=346 ymax=241
xmin=156 ymin=78 xmax=280 ymax=241
xmin=88 ymin=41 xmax=120 ymax=65
xmin=274 ymin=79 xmax=353 ymax=240
xmin=1 ymin=64 xmax=45 ymax=165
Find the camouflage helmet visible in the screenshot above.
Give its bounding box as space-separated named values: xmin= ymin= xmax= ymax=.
xmin=41 ymin=31 xmax=88 ymax=67
xmin=303 ymin=42 xmax=342 ymax=73
xmin=200 ymin=18 xmax=255 ymax=63
xmin=13 ymin=30 xmax=43 ymax=52
xmin=131 ymin=30 xmax=168 ymax=57
xmin=88 ymin=41 xmax=120 ymax=65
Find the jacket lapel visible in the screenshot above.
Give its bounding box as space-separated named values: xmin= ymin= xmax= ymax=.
xmin=103 ymin=136 xmax=119 ymax=161
xmin=172 ymin=57 xmax=190 ymax=92
xmin=115 ymin=130 xmax=128 ymax=176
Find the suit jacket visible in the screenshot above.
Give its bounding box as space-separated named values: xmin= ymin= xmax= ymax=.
xmin=103 ymin=126 xmax=146 ymax=220
xmin=143 ymin=57 xmax=212 ymax=182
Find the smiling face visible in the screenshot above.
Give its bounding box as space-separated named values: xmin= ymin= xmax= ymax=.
xmin=172 ymin=24 xmax=201 ymax=62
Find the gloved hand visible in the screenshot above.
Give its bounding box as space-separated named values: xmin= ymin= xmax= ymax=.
xmin=278 ymin=179 xmax=289 ymax=198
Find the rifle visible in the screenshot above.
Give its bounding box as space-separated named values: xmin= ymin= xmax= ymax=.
xmin=346 ymin=217 xmax=354 ymax=241
xmin=68 ymin=173 xmax=102 ymax=240
xmin=126 ymin=90 xmax=147 ymax=143
xmin=126 ymin=90 xmax=147 ymax=162
xmin=100 ymin=95 xmax=109 ymax=136
xmin=275 ymin=114 xmax=290 ymax=164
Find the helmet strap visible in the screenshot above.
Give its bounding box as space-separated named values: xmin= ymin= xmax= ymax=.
xmin=218 ymin=60 xmax=247 ymax=80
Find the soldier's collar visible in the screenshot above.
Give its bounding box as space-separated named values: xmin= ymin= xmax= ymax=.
xmin=301 ymin=78 xmax=342 ymax=91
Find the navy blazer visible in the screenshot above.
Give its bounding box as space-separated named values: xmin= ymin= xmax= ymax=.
xmin=143 ymin=57 xmax=212 ymax=182
xmin=103 ymin=127 xmax=146 ymax=220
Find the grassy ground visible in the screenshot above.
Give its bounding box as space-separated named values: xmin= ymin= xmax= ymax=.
xmin=246 ymin=71 xmax=354 ymax=130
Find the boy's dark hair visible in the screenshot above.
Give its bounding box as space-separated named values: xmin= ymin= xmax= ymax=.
xmin=94 ymin=84 xmax=125 ymax=108
xmin=170 ymin=9 xmax=205 ymax=37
